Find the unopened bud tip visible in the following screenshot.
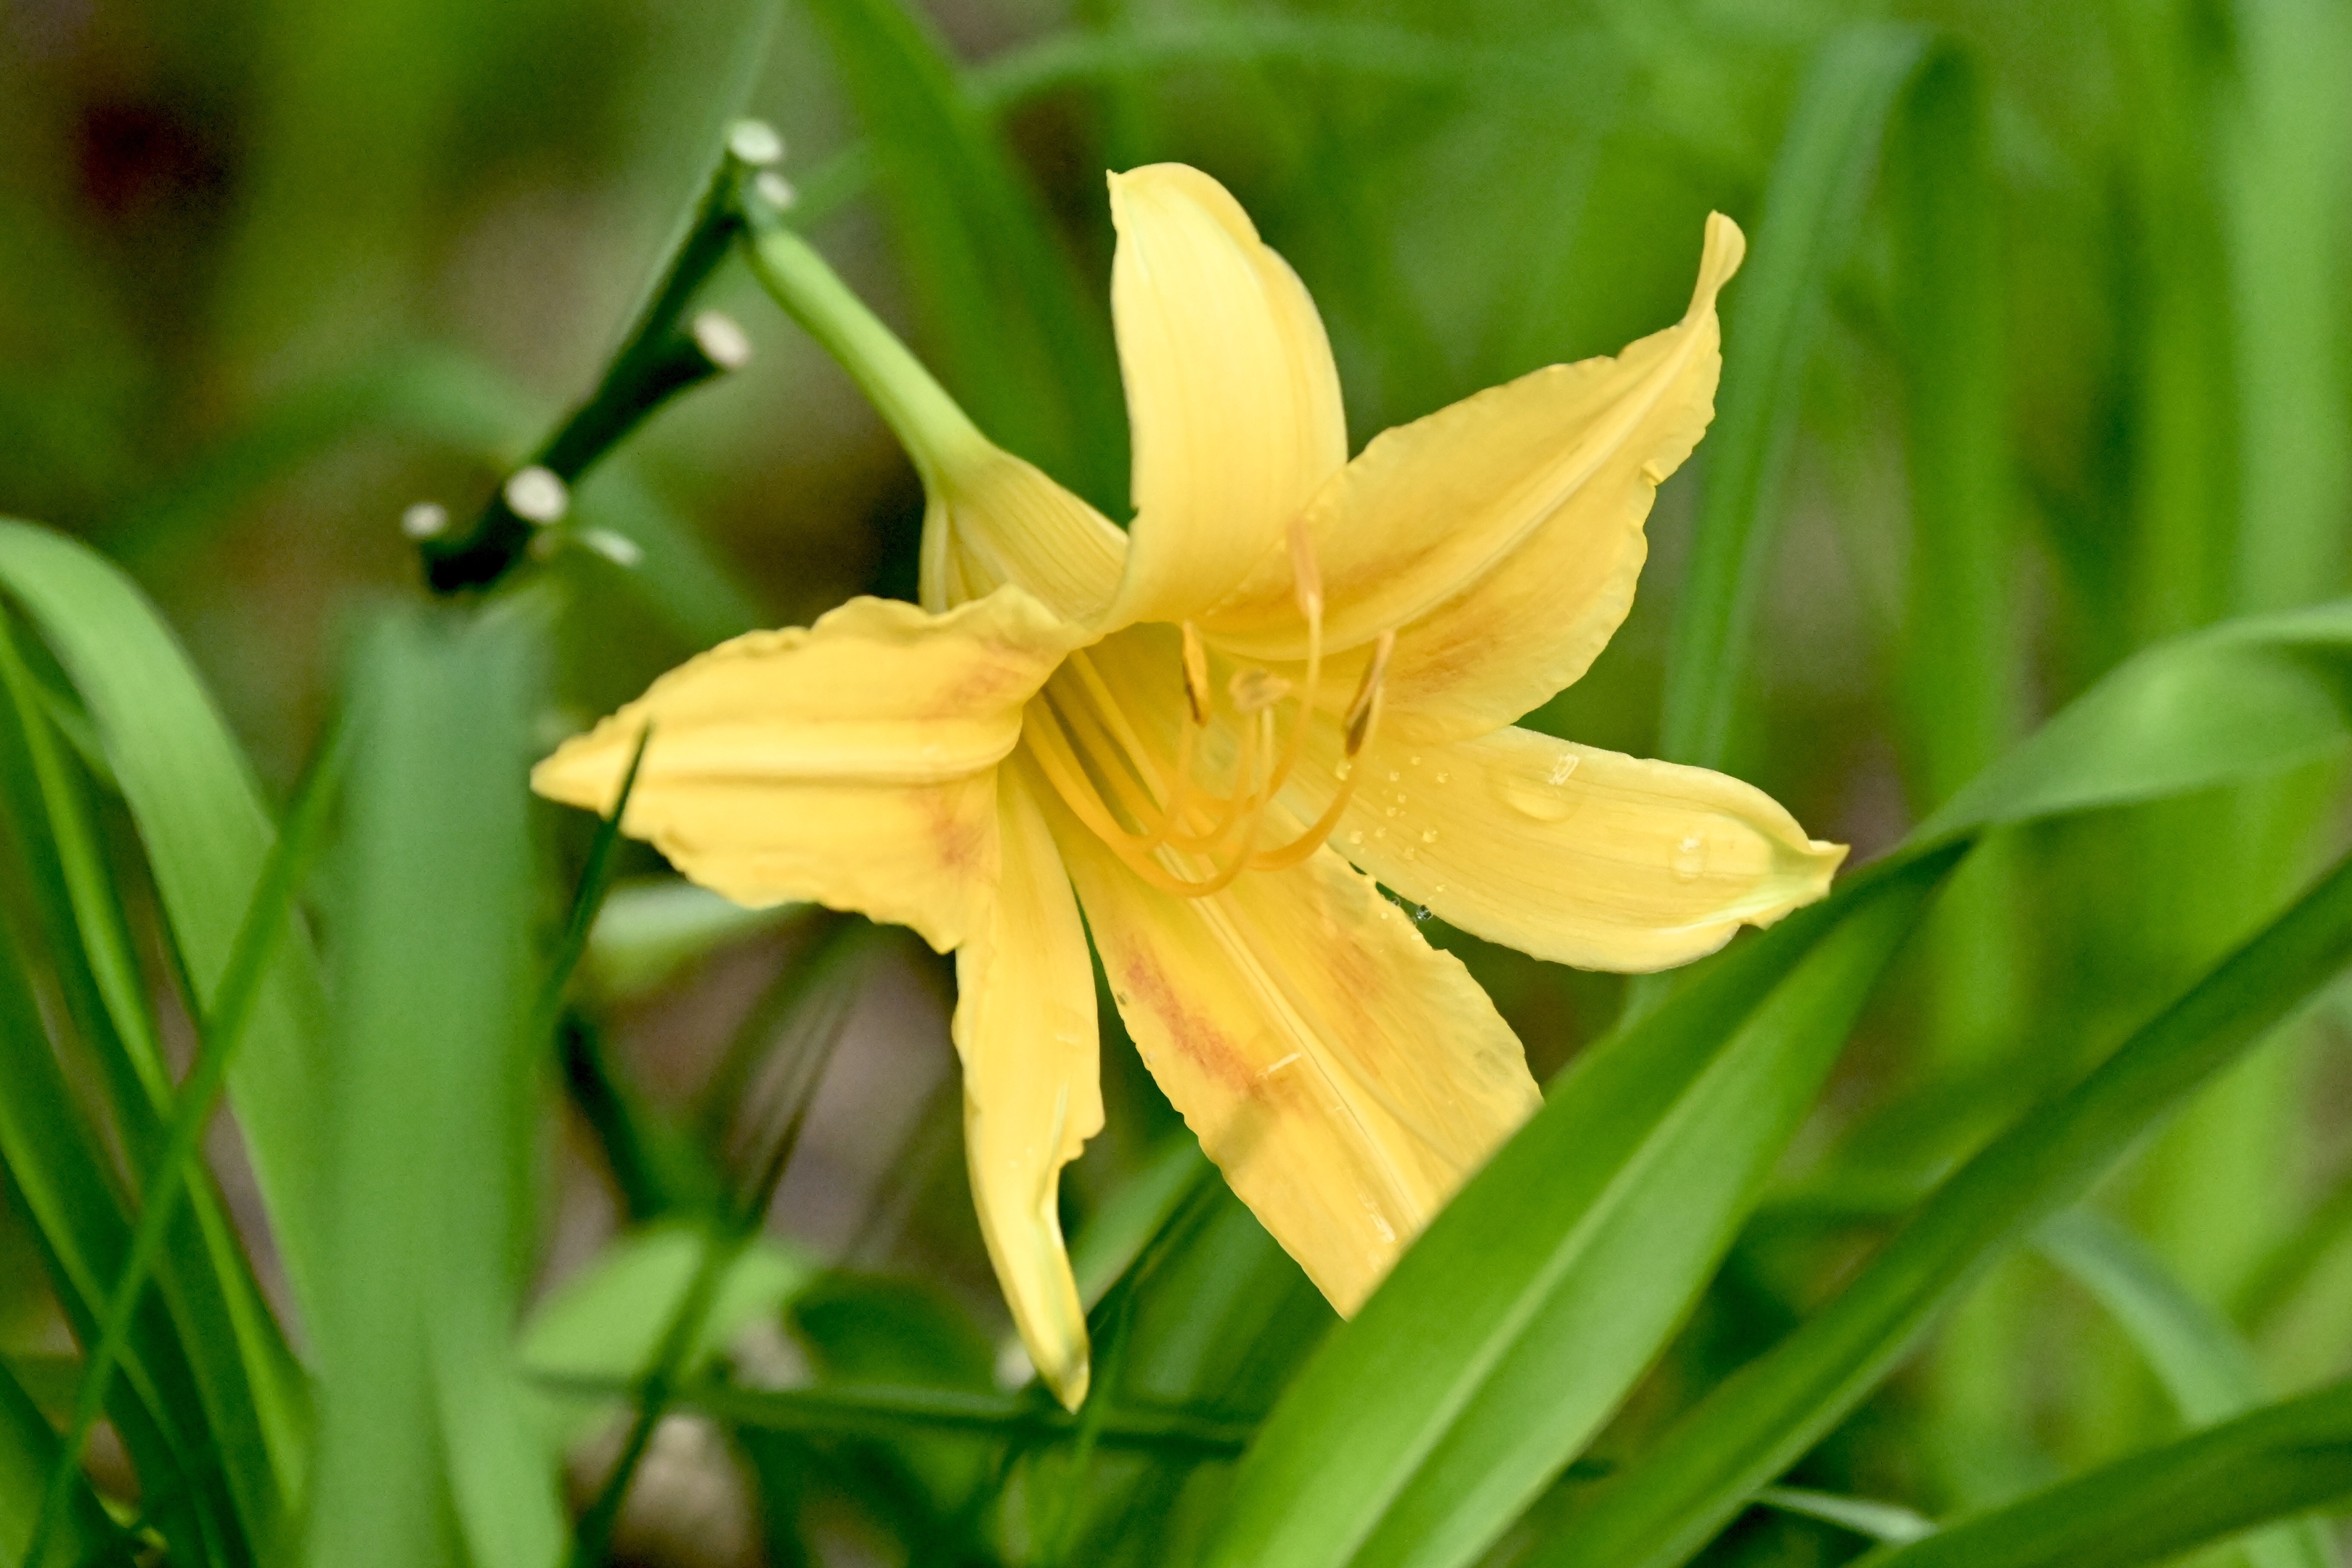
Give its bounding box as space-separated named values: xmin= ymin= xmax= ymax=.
xmin=691 ymin=310 xmax=753 ymax=372
xmin=400 ymin=502 xmax=449 ymax=542
xmin=727 ymin=119 xmax=785 ymax=167
xmin=504 ymin=465 xmax=569 ymax=526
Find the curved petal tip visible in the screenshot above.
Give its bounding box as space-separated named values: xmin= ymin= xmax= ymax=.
xmin=1690 ymin=212 xmax=1747 ymax=317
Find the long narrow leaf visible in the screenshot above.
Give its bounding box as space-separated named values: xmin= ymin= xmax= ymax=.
xmin=1534 ymin=850 xmax=2352 ymax=1568
xmin=1855 ymin=1379 xmax=2352 ymax=1568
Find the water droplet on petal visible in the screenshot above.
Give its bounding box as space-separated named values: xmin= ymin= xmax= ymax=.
xmin=1421 ymin=829 xmax=1439 ymax=844
xmin=1348 ymin=830 xmax=1364 ymax=846
xmin=1403 ymin=846 xmax=1417 ymax=860
xmin=1433 ymin=883 xmax=1446 ymax=894
xmin=1409 ymin=755 xmax=1422 ymax=767
xmin=1385 ymin=807 xmax=1399 ymax=817
xmin=1673 ymin=833 xmax=1709 ymax=881
xmin=1435 ymin=772 xmax=1450 ymax=785
xmin=1388 ymin=770 xmax=1401 ymax=782
xmin=1335 ymin=759 xmax=1352 ymax=780
xmin=1375 ymin=828 xmax=1387 ymax=839
xmin=1547 ymin=754 xmax=1580 ymax=786
xmin=1412 ymin=905 xmax=1433 ymax=922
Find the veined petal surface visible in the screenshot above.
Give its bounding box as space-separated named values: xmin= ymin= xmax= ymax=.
xmin=1210 ymin=215 xmax=1743 ymax=744
xmin=1049 ymin=800 xmax=1541 ymax=1314
xmin=951 ymin=759 xmax=1101 ymax=1410
xmin=1320 ymin=727 xmax=1845 ymax=972
xmin=532 ymin=588 xmax=1074 ymax=952
xmin=925 ymin=438 xmax=1127 ymax=621
xmin=1100 ymin=163 xmax=1348 ymax=631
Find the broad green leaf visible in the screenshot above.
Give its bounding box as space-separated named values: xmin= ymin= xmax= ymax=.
xmin=2036 ymin=1210 xmax=2337 ymax=1568
xmin=796 ymin=0 xmax=1126 ymax=510
xmin=0 ymin=1363 xmax=112 ymax=1568
xmin=0 ymin=520 xmax=331 ymax=1309
xmin=1854 ymin=1379 xmax=2352 ymax=1568
xmin=1533 ymin=849 xmax=2352 ymax=1568
xmin=1657 ymin=23 xmax=1931 ymax=771
xmin=301 ymin=606 xmax=563 ymax=1568
xmin=1198 ymin=850 xmax=1959 ymax=1568
xmin=1208 ymin=598 xmax=2352 ymax=1568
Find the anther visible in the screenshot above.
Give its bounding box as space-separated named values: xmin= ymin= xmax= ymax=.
xmin=577 ymin=528 xmax=645 ymax=568
xmin=1343 ymin=631 xmax=1396 ymax=757
xmin=1180 ymin=621 xmax=1211 ymax=727
xmin=754 ymin=171 xmax=799 ymax=211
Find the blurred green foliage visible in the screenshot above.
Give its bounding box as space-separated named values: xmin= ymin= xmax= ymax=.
xmin=4 ymin=0 xmax=2352 ymax=1564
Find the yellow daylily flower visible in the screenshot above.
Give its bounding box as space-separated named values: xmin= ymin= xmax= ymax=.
xmin=535 ymin=164 xmax=1846 ymax=1410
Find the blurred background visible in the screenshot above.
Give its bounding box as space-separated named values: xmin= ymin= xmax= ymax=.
xmin=2 ymin=0 xmax=2349 ymax=1562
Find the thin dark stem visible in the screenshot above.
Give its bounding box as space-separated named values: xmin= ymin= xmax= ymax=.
xmin=420 ymin=138 xmax=757 ymax=593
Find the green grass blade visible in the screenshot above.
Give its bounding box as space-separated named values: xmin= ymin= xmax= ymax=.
xmin=797 ymin=0 xmax=1126 ymax=509
xmin=1197 ymin=849 xmax=1963 ymax=1568
xmin=2038 ymin=1210 xmax=2338 ymax=1568
xmin=20 ymin=720 xmax=344 ymax=1568
xmin=0 ymin=520 xmax=331 ymax=1312
xmin=1656 ymin=23 xmax=1930 ymax=771
xmin=1755 ymin=1486 xmax=1936 ymax=1546
xmin=0 ymin=1363 xmax=112 ymax=1568
xmin=1853 ymin=1379 xmax=2352 ymax=1568
xmin=0 ymin=902 xmax=241 ymax=1561
xmin=1532 ymin=849 xmax=2352 ymax=1568
xmin=302 ymin=607 xmax=563 ymax=1568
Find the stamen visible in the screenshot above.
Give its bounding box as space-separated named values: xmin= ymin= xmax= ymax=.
xmin=1229 ymin=666 xmax=1292 ymax=714
xmin=1248 ymin=629 xmax=1394 ymax=871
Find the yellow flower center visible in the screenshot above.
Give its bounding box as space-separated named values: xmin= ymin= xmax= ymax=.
xmin=1024 ymin=521 xmax=1395 ymax=897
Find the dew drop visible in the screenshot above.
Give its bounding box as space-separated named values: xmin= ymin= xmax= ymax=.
xmin=1433 ymin=883 xmax=1447 ymax=894
xmin=1403 ymin=846 xmax=1417 ymax=861
xmin=1409 ymin=754 xmax=1422 ymax=767
xmin=1348 ymin=830 xmax=1364 ymax=846
xmin=1395 ymin=793 xmax=1408 ymax=807
xmin=1375 ymin=827 xmax=1388 ymax=838
xmin=1420 ymin=829 xmax=1439 ymax=844
xmin=1547 ymin=754 xmax=1581 ymax=786
xmin=1335 ymin=759 xmax=1352 ymax=780
xmin=1673 ymin=833 xmax=1709 ymax=881
xmin=1434 ymin=772 xmax=1450 ymax=785
xmin=1411 ymin=905 xmax=1433 ymax=922
xmin=1387 ymin=770 xmax=1401 ymax=782
xmin=1385 ymin=807 xmax=1399 ymax=818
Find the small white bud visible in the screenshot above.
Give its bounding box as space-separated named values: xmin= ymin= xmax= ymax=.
xmin=400 ymin=502 xmax=449 ymax=542
xmin=754 ymin=171 xmax=798 ymax=211
xmin=727 ymin=119 xmax=785 ymax=167
xmin=504 ymin=465 xmax=569 ymax=525
xmin=577 ymin=528 xmax=645 ymax=568
xmin=691 ymin=310 xmax=753 ymax=372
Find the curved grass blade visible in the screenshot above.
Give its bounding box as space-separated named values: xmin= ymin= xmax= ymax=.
xmin=1756 ymin=1485 xmax=1935 ymax=1546
xmin=1532 ymin=849 xmax=2352 ymax=1568
xmin=0 ymin=520 xmax=331 ymax=1310
xmin=2035 ymin=1210 xmax=2337 ymax=1568
xmin=1656 ymin=23 xmax=1932 ymax=772
xmin=1853 ymin=1379 xmax=2352 ymax=1568
xmin=19 ymin=720 xmax=345 ymax=1568
xmin=0 ymin=1364 xmax=112 ymax=1568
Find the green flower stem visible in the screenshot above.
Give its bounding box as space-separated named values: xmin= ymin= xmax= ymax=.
xmin=421 ymin=142 xmax=756 ymax=593
xmin=738 ymin=192 xmax=991 ymax=489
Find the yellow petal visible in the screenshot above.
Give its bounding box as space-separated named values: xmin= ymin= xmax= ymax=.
xmin=532 ymin=589 xmax=1075 ymax=952
xmin=1210 ymin=214 xmax=1743 ymax=744
xmin=1320 ymin=727 xmax=1844 ymax=973
xmin=952 ymin=759 xmax=1101 ymax=1410
xmin=924 ymin=438 xmax=1128 ymax=621
xmin=1045 ymin=793 xmax=1541 ymax=1313
xmin=1099 ymin=164 xmax=1348 ymax=631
